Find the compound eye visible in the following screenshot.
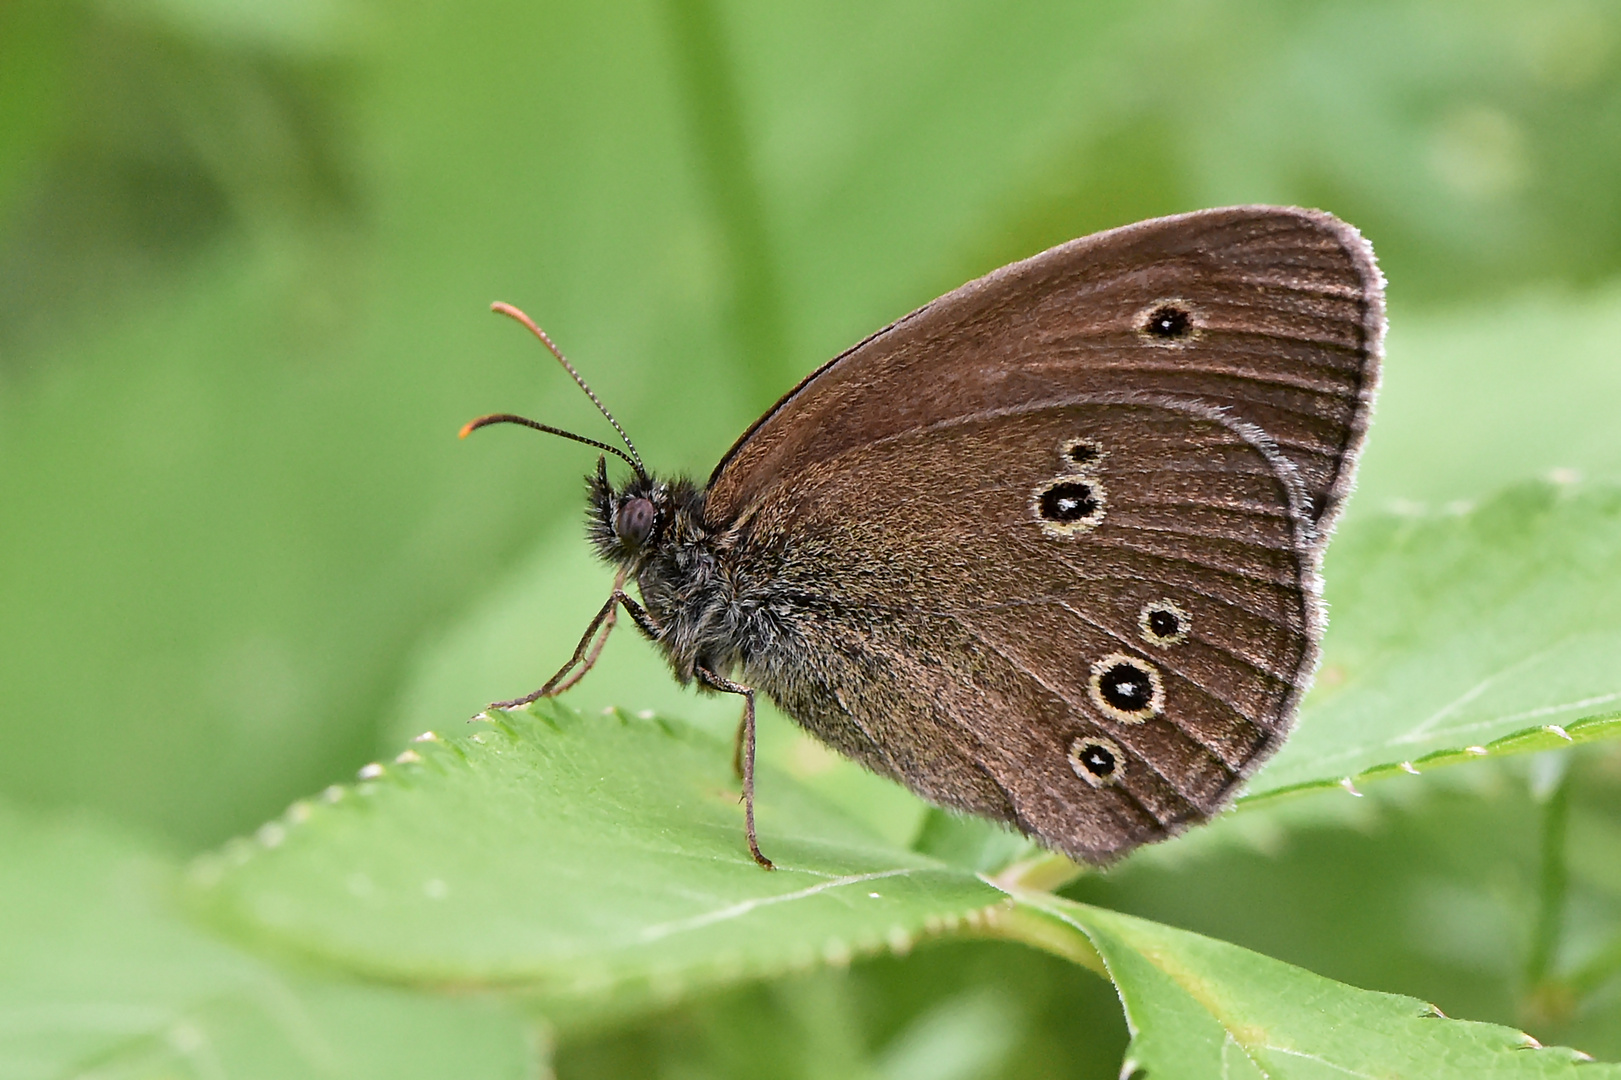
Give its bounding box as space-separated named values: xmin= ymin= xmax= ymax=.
xmin=615 ymin=497 xmax=656 ymax=549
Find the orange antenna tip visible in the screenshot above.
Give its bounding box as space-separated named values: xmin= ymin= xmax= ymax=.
xmin=451 ymin=412 xmax=643 ymax=472
xmin=490 ymin=301 xmax=534 ymax=328
xmin=484 ymin=301 xmax=647 ymax=477
xmin=458 ymin=413 xmax=509 ymax=439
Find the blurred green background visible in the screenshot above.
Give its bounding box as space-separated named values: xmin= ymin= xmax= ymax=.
xmin=4 ymin=0 xmax=1621 ymax=1076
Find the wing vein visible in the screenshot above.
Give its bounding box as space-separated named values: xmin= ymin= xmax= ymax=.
xmin=943 ymin=611 xmax=1200 ymax=826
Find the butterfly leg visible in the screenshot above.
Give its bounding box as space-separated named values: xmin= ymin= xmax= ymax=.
xmin=488 ymin=575 xmax=660 ymax=710
xmin=697 ymin=666 xmax=775 ymax=870
xmin=731 ymin=706 xmax=746 ymax=780
xmin=538 ymin=567 xmax=629 ymax=697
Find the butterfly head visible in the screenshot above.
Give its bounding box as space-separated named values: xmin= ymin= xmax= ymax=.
xmin=587 ymin=456 xmax=682 ymax=564
xmin=464 ymin=301 xmax=687 ymax=566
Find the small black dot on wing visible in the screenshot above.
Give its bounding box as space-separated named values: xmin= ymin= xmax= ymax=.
xmin=1061 ymin=438 xmax=1105 ymax=468
xmin=1069 ymin=735 xmax=1124 ymax=788
xmin=1140 ymin=300 xmax=1197 ymax=343
xmin=1139 ymin=599 xmax=1190 ymax=647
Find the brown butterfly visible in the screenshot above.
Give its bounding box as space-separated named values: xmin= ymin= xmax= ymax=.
xmin=464 ymin=206 xmax=1384 ymax=870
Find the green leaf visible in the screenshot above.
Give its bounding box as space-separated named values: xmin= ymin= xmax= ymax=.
xmin=189 ymin=701 xmax=1621 ymax=1069
xmin=1075 ymin=747 xmax=1621 ymax=1060
xmin=1249 ymin=480 xmax=1621 ymax=803
xmin=191 ymin=703 xmax=1007 ymax=1012
xmin=1359 ymin=288 xmax=1621 ymax=505
xmin=0 ymin=803 xmax=538 ymax=1080
xmin=1013 ymin=892 xmax=1618 ymax=1079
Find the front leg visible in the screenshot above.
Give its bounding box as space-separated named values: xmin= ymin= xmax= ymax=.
xmin=487 ymin=584 xmax=662 ymax=711
xmin=541 ymin=566 xmax=630 ymax=697
xmin=697 ymin=666 xmax=774 ymax=870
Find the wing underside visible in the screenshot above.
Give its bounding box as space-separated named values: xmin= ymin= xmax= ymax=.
xmin=738 ymin=398 xmax=1316 ymax=862
xmin=711 ymin=207 xmax=1380 ymax=862
xmin=708 ymin=206 xmax=1383 ymax=543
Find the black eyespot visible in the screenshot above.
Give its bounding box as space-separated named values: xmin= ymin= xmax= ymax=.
xmin=614 ymin=497 xmax=656 ymax=549
xmin=1066 ymin=440 xmax=1102 ymax=466
xmin=1139 ymin=599 xmax=1190 ymax=647
xmin=1144 ymin=303 xmax=1192 ymax=340
xmin=1032 ymin=476 xmax=1107 ymax=537
xmin=1068 ymin=735 xmax=1124 ymax=788
xmin=1039 ymin=481 xmax=1097 ymax=522
xmin=1088 ymin=653 xmax=1163 ymax=723
xmin=1099 ymin=665 xmax=1152 ymax=710
xmin=1078 ymin=742 xmax=1115 ymax=775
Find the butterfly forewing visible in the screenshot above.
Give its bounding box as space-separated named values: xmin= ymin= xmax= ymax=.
xmin=707 ymin=206 xmax=1382 ymax=540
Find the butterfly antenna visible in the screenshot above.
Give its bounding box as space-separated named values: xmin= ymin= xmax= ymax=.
xmin=458 ymin=413 xmax=644 ymax=476
xmin=490 ymin=301 xmax=645 ymax=476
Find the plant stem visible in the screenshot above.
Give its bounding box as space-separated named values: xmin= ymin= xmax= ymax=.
xmin=659 ymin=0 xmax=791 ymax=406
xmin=984 ymin=892 xmax=1108 ymax=978
xmin=1525 ymin=757 xmax=1571 ymax=987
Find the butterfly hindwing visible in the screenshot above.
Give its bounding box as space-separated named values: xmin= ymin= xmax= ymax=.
xmin=726 ymin=397 xmax=1316 ymax=861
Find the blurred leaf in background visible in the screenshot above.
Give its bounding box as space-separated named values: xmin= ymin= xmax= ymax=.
xmin=4 ymin=0 xmax=1621 ymax=1077
xmin=0 ymin=801 xmax=540 ymax=1079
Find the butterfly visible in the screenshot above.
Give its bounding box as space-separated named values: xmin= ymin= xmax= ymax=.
xmin=463 ymin=206 xmax=1384 ymax=869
